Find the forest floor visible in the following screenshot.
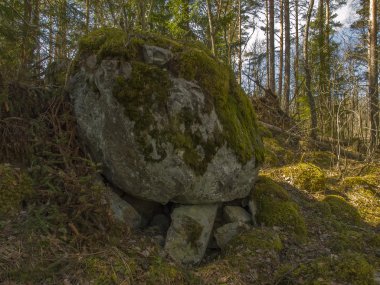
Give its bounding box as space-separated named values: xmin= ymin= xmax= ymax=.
xmin=0 ymin=91 xmax=379 ymax=285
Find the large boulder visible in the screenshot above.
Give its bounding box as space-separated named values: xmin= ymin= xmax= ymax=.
xmin=68 ymin=28 xmax=263 ymax=204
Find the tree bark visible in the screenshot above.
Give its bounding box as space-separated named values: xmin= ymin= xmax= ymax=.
xmin=206 ymin=0 xmax=216 ymax=56
xmin=86 ymin=0 xmax=90 ymax=33
xmin=237 ymin=0 xmax=242 ymax=85
xmin=368 ymin=0 xmax=379 ymax=149
xmin=293 ymin=0 xmax=300 ymax=116
xmin=278 ymin=0 xmax=283 ymax=99
xmin=304 ymin=0 xmax=317 ymax=139
xmin=268 ymin=0 xmax=275 ymax=94
xmin=265 ymin=0 xmax=270 ymax=88
xmin=283 ymin=0 xmax=290 ymax=114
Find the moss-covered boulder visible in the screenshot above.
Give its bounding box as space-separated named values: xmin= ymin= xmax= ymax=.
xmin=279 ymin=163 xmax=326 ymax=193
xmin=68 ymin=28 xmax=263 ymax=204
xmin=322 ymin=195 xmax=362 ymax=225
xmin=250 ymin=176 xmax=307 ymax=239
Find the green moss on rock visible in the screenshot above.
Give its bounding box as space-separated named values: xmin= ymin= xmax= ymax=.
xmin=280 ymin=163 xmax=326 ymax=193
xmin=0 ymin=164 xmax=33 ymax=216
xmin=78 ymin=28 xmax=264 ymax=174
xmin=322 ymin=195 xmax=362 ymax=225
xmin=341 ymin=175 xmax=379 ymax=190
xmin=225 ymin=228 xmax=283 ymax=256
xmin=279 ymin=252 xmax=374 ymax=285
xmin=251 ymin=176 xmax=307 ymax=239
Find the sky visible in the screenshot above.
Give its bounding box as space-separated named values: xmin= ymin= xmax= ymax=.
xmin=249 ymin=0 xmax=359 ymax=45
xmin=336 ymin=0 xmax=359 ymax=29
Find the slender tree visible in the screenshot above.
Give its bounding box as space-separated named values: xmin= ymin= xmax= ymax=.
xmin=304 ymin=0 xmax=317 ymax=139
xmin=368 ymin=0 xmax=378 ymax=149
xmin=283 ymin=0 xmax=290 ymax=113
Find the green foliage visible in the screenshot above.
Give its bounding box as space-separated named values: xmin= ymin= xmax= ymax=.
xmin=281 ymin=163 xmax=326 ymax=193
xmin=251 ymin=176 xmax=307 ymax=239
xmin=278 ymin=252 xmax=374 ymax=285
xmin=322 ymin=195 xmax=362 ymax=225
xmin=0 ymin=164 xmax=33 ymax=216
xmin=78 ymin=28 xmax=264 ymax=174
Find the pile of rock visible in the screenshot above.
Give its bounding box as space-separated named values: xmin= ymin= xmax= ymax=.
xmin=108 ymin=189 xmax=257 ymax=265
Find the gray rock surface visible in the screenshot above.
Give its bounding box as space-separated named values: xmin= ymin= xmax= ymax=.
xmin=214 ymin=222 xmax=251 ymax=248
xmin=69 ymin=44 xmax=260 ymax=204
xmin=223 ymin=206 xmax=252 ymax=224
xmin=165 ymin=204 xmax=217 ymax=265
xmin=108 ymin=190 xmax=142 ymax=229
xmin=248 ymin=198 xmax=258 ymax=226
xmin=143 ymin=45 xmax=173 ymax=66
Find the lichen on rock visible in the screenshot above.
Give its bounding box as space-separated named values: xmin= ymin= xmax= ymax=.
xmin=69 ymin=28 xmax=263 ymax=204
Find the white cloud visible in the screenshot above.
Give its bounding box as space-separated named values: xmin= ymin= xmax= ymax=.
xmin=335 ymin=0 xmax=359 ymax=29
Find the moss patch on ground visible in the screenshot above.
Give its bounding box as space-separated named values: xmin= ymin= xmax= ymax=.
xmin=279 ymin=163 xmax=326 ymax=193
xmin=277 ymin=252 xmax=374 ymax=285
xmin=0 ymin=164 xmax=33 ymax=216
xmin=251 ymin=176 xmax=307 ymax=240
xmin=263 ymin=137 xmax=294 ymax=167
xmin=301 ymin=151 xmax=336 ymax=169
xmin=77 ymin=28 xmax=264 ymax=174
xmin=322 ymin=195 xmax=362 ymax=225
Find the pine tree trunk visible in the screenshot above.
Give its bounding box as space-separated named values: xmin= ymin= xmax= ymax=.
xmin=283 ymin=0 xmax=290 ymax=114
xmin=206 ymin=0 xmax=216 ymax=56
xmin=278 ymin=0 xmax=283 ymax=100
xmin=237 ymin=0 xmax=242 ymax=85
xmin=293 ymin=0 xmax=300 ymax=116
xmin=368 ymin=0 xmax=379 ymax=149
xmin=268 ymin=0 xmax=275 ymax=94
xmin=304 ymin=0 xmax=317 ymax=139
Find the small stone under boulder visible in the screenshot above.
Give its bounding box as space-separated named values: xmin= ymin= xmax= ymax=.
xmin=223 ymin=206 xmax=252 ymax=224
xmin=107 ymin=190 xmax=142 ymax=229
xmin=165 ymin=204 xmax=218 ymax=265
xmin=214 ymin=222 xmax=251 ymax=248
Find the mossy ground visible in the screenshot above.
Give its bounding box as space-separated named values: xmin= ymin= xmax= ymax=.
xmin=77 ymin=28 xmax=264 ymax=175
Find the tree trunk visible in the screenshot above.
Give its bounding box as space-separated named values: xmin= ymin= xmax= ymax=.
xmin=86 ymin=0 xmax=90 ymax=33
xmin=237 ymin=0 xmax=242 ymax=85
xmin=293 ymin=0 xmax=300 ymax=116
xmin=304 ymin=0 xmax=317 ymax=139
xmin=278 ymin=0 xmax=283 ymax=100
xmin=283 ymin=0 xmax=290 ymax=113
xmin=265 ymin=0 xmax=270 ymax=88
xmin=268 ymin=0 xmax=275 ymax=94
xmin=20 ymin=0 xmax=32 ymax=77
xmin=368 ymin=0 xmax=379 ymax=149
xmin=206 ymin=0 xmax=216 ymax=56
